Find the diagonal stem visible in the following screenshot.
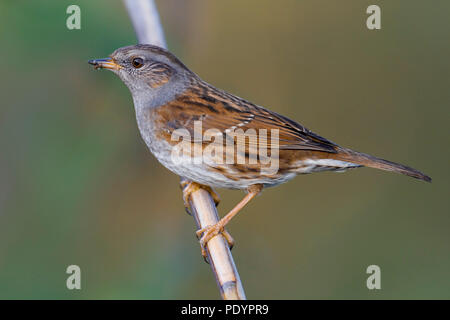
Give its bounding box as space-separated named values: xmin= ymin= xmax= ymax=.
xmin=123 ymin=0 xmax=246 ymax=300
xmin=181 ymin=178 xmax=246 ymax=300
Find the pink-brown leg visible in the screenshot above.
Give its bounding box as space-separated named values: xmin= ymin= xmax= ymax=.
xmin=196 ymin=184 xmax=263 ymax=257
xmin=181 ymin=180 xmax=220 ymax=215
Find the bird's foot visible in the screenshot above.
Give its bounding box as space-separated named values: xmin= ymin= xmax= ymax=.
xmin=180 ymin=181 xmax=220 ymax=215
xmin=196 ymin=223 xmax=235 ymax=261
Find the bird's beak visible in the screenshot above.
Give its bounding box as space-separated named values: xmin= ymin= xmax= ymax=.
xmin=88 ymin=58 xmax=122 ymax=70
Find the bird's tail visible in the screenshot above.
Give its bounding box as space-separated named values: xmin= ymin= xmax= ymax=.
xmin=334 ymin=148 xmax=431 ymax=182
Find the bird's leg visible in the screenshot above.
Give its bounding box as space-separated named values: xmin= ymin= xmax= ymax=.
xmin=180 ymin=180 xmax=220 ymax=215
xmin=196 ymin=184 xmax=263 ymax=258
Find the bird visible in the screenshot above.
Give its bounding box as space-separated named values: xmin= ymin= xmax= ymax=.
xmin=89 ymin=44 xmax=431 ymax=257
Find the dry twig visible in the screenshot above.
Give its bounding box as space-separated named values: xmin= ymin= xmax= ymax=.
xmin=123 ymin=0 xmax=246 ymax=300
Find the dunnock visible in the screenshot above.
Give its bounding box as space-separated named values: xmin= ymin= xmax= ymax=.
xmin=89 ymin=45 xmax=430 ymax=256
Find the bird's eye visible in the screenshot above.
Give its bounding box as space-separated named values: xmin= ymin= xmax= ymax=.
xmin=131 ymin=57 xmax=144 ymax=68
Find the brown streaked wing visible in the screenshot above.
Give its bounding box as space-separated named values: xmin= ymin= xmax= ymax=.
xmin=155 ymin=85 xmax=338 ymax=153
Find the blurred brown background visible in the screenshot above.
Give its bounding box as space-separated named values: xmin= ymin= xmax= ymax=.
xmin=0 ymin=0 xmax=448 ymax=299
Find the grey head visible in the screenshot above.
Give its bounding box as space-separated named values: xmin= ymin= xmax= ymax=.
xmin=89 ymin=44 xmax=194 ymax=108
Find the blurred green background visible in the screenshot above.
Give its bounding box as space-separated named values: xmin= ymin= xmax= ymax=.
xmin=0 ymin=0 xmax=448 ymax=299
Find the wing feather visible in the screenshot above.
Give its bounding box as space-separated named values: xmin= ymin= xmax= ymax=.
xmin=156 ymin=85 xmax=338 ymax=153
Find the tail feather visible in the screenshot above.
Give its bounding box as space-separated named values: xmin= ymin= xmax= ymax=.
xmin=335 ymin=148 xmax=431 ymax=182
